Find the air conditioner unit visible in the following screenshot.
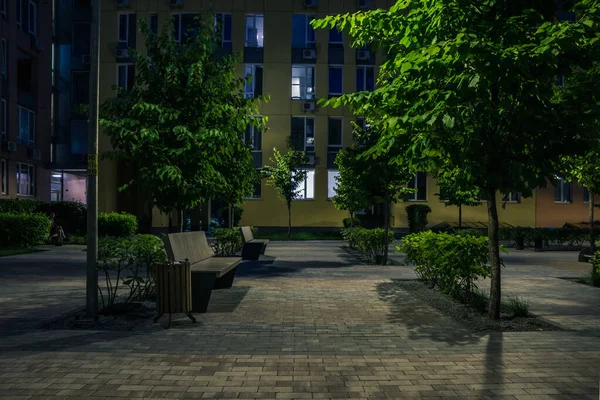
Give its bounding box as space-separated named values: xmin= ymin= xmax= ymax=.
xmin=303 ymin=101 xmax=315 ymax=112
xmin=169 ymin=0 xmax=183 ymax=6
xmin=304 ymin=0 xmax=317 ymax=7
xmin=116 ymin=0 xmax=130 ymax=6
xmin=358 ymin=0 xmax=370 ymax=9
xmin=33 ymin=149 xmax=41 ymax=160
xmin=303 ymin=49 xmax=316 ymax=60
xmin=82 ymin=55 xmax=91 ymax=64
xmin=357 ymin=50 xmax=371 ymax=60
xmin=306 ymin=155 xmax=316 ymax=165
xmin=114 ymin=48 xmax=129 ymax=58
xmin=7 ymin=141 xmax=16 ymax=152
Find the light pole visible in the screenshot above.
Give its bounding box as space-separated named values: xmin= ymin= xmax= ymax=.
xmin=86 ymin=0 xmax=101 ymax=319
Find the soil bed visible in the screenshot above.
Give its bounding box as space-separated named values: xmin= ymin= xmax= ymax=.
xmin=394 ymin=280 xmax=564 ymax=332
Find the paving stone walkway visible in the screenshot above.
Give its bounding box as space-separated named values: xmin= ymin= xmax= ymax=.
xmin=0 ymin=242 xmax=599 ymax=399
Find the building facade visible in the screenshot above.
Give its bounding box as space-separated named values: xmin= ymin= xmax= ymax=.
xmin=0 ymin=0 xmax=53 ymax=202
xmin=97 ymin=0 xmax=593 ymax=231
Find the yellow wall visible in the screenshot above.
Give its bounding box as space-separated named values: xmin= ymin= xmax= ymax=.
xmin=536 ymin=180 xmax=592 ymax=228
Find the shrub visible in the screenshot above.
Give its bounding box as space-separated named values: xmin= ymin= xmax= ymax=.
xmin=342 ymin=217 xmax=361 ymax=228
xmin=0 ymin=213 xmax=52 ymax=248
xmin=98 ymin=212 xmax=138 ymax=237
xmin=212 ymin=228 xmax=242 ymax=256
xmin=354 ymin=228 xmax=395 ymax=264
xmin=399 ymin=231 xmax=491 ymax=300
xmin=36 ymin=201 xmax=87 ymax=236
xmin=504 ymin=296 xmax=530 ymax=318
xmin=406 ymin=204 xmax=432 ymax=233
xmin=341 ymin=227 xmax=362 ymax=249
xmin=96 ymin=234 xmax=166 ymax=312
xmin=590 ymin=251 xmax=600 ymax=287
xmin=0 ymin=198 xmax=38 ymax=214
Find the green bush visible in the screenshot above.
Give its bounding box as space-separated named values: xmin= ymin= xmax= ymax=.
xmin=212 ymin=228 xmax=242 ymax=256
xmin=343 ymin=227 xmax=394 ymax=263
xmin=590 ymin=251 xmax=600 ymax=287
xmin=98 ymin=212 xmax=138 ymax=237
xmin=503 ymin=226 xmax=598 ymax=248
xmin=97 ymin=234 xmax=166 ymax=312
xmin=342 ymin=217 xmax=361 ymax=228
xmin=0 ymin=213 xmax=52 ymax=248
xmin=400 ymin=231 xmax=491 ymax=300
xmin=452 ymin=228 xmax=483 ymax=237
xmin=36 ymin=201 xmax=87 ymax=236
xmin=0 ymin=198 xmax=38 ymax=214
xmin=341 ymin=227 xmax=362 ymax=249
xmin=406 ymin=204 xmax=432 ymax=233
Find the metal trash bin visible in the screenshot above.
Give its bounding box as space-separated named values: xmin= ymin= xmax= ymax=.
xmin=154 ymin=260 xmax=196 ymax=328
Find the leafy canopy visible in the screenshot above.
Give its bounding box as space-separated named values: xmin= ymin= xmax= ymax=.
xmin=99 ymin=15 xmax=267 ymax=213
xmin=262 ymin=140 xmax=308 ymax=206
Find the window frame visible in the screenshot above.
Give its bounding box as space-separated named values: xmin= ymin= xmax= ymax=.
xmin=118 ymin=13 xmax=132 ymax=46
xmin=408 ymin=172 xmax=427 ymax=202
xmin=17 ymin=106 xmax=35 ymax=148
xmin=1 ymin=38 xmax=6 ymax=76
xmin=116 ymin=63 xmax=135 ymax=94
xmin=16 ymin=162 xmax=35 ymax=197
xmin=291 ymin=65 xmax=316 ymax=100
xmin=1 ymin=159 xmax=6 ymax=195
xmin=356 ymin=65 xmax=375 ymax=92
xmin=295 ymin=169 xmax=315 ymax=200
xmin=246 ymin=170 xmax=262 ymax=200
xmin=28 ymin=0 xmax=36 ymax=36
xmin=245 ymin=14 xmax=264 ymax=48
xmin=172 ymin=12 xmax=201 ymax=43
xmin=554 ymin=177 xmax=572 ymax=204
xmin=149 ymin=13 xmax=158 ymax=36
xmin=0 ymin=0 xmax=6 ymax=19
xmin=504 ymin=192 xmax=521 ymax=203
xmin=327 ymin=170 xmax=339 ymax=199
xmin=214 ymin=13 xmax=232 ymax=47
xmin=292 ymin=14 xmax=316 ymax=48
xmin=1 ymin=98 xmax=6 ymax=139
xmin=292 ymin=116 xmax=315 ymax=153
xmin=584 ymin=188 xmax=590 ymax=204
xmin=244 ymin=121 xmax=262 ymax=152
xmin=17 ymin=0 xmax=22 ymax=28
xmin=244 ymin=64 xmax=263 ymax=99
xmin=328 ymin=65 xmax=343 ymax=96
xmin=328 ymin=27 xmax=343 ymax=45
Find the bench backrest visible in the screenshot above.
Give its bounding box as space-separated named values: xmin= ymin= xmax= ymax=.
xmin=240 ymin=226 xmax=254 ymax=244
xmin=163 ymin=231 xmax=213 ymax=264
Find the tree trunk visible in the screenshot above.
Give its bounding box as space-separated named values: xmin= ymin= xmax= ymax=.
xmin=590 ymin=192 xmax=595 ymax=253
xmin=287 ymin=202 xmax=292 ymax=238
xmin=383 ymin=198 xmax=390 ymax=265
xmin=486 ymin=187 xmax=501 ymax=320
xmin=458 ymin=204 xmax=463 ymax=228
xmin=228 ymin=204 xmax=233 ymax=228
xmin=168 ymin=212 xmax=173 ymax=233
xmin=350 ymin=210 xmax=355 ymax=227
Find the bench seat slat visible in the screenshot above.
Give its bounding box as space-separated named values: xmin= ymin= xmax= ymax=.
xmin=191 ymin=257 xmax=242 ymax=277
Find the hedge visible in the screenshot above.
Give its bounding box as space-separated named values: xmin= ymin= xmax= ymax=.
xmin=0 ymin=213 xmax=52 ymax=248
xmin=499 ymin=226 xmax=600 ymax=248
xmin=0 ymin=198 xmax=39 ymax=214
xmin=342 ymin=227 xmax=395 ymax=264
xmin=406 ymin=204 xmax=432 ymax=233
xmin=400 ymin=231 xmax=490 ymax=300
xmin=342 ymin=217 xmax=361 ymax=228
xmin=212 ymin=228 xmax=242 ymax=256
xmin=0 ymin=199 xmax=87 ymax=236
xmin=98 ymin=212 xmax=138 ymax=237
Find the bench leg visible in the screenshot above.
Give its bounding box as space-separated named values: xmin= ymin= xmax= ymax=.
xmin=214 ymin=267 xmax=237 ymax=290
xmin=242 ymin=243 xmax=263 ymax=260
xmin=191 ymin=273 xmax=216 ymax=313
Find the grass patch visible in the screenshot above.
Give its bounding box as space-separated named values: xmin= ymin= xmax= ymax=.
xmin=66 ymin=235 xmax=87 ymax=245
xmin=0 ymin=247 xmax=45 ymax=257
xmin=254 ymin=231 xmax=343 ymax=241
xmin=503 ymin=296 xmax=530 ymax=318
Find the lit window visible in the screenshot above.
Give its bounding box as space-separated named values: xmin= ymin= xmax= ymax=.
xmin=291 ymin=117 xmax=315 ymax=152
xmin=295 ymin=170 xmax=315 ymax=200
xmin=292 ymin=66 xmax=315 ymax=100
xmin=328 ymin=170 xmax=339 ymax=199
xmin=504 ymin=192 xmax=521 ymax=203
xmin=292 ymin=14 xmax=315 ymax=48
xmin=408 ymin=172 xmax=427 ymax=201
xmin=18 ymin=106 xmax=35 ymax=148
xmin=245 ymin=14 xmax=264 ymax=48
xmin=244 ymin=65 xmax=263 ymax=99
xmin=356 ymin=66 xmax=375 ymax=92
xmin=16 ymin=163 xmax=35 ymax=197
xmin=328 ymin=66 xmax=343 ymax=96
xmin=554 ymin=177 xmax=572 ymax=203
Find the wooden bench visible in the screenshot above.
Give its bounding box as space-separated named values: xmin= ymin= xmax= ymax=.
xmin=240 ymin=226 xmax=269 ymax=260
xmin=163 ymin=231 xmax=242 ymax=313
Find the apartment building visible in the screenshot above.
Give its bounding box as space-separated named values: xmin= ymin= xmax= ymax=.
xmin=97 ymin=0 xmax=592 ymax=231
xmin=0 ymin=0 xmax=53 ymax=201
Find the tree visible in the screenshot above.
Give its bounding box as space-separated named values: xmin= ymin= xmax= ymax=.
xmin=99 ymin=15 xmax=266 ymax=232
xmin=262 ymin=139 xmax=307 ymax=238
xmin=332 ymin=149 xmax=370 ymax=226
xmin=335 ymin=126 xmax=414 ymax=264
xmin=435 ymin=170 xmax=482 ymax=228
xmin=313 ymin=0 xmax=600 ymax=318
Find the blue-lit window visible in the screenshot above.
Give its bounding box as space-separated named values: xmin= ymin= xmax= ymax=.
xmin=245 ymin=14 xmax=264 ymax=48
xmin=356 ymin=66 xmax=375 ymax=92
xmin=18 ymin=106 xmax=35 ymax=147
xmin=71 ymin=121 xmax=88 ymax=155
xmin=292 ymin=14 xmax=315 ymax=48
xmin=329 ymin=66 xmax=343 ymax=96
